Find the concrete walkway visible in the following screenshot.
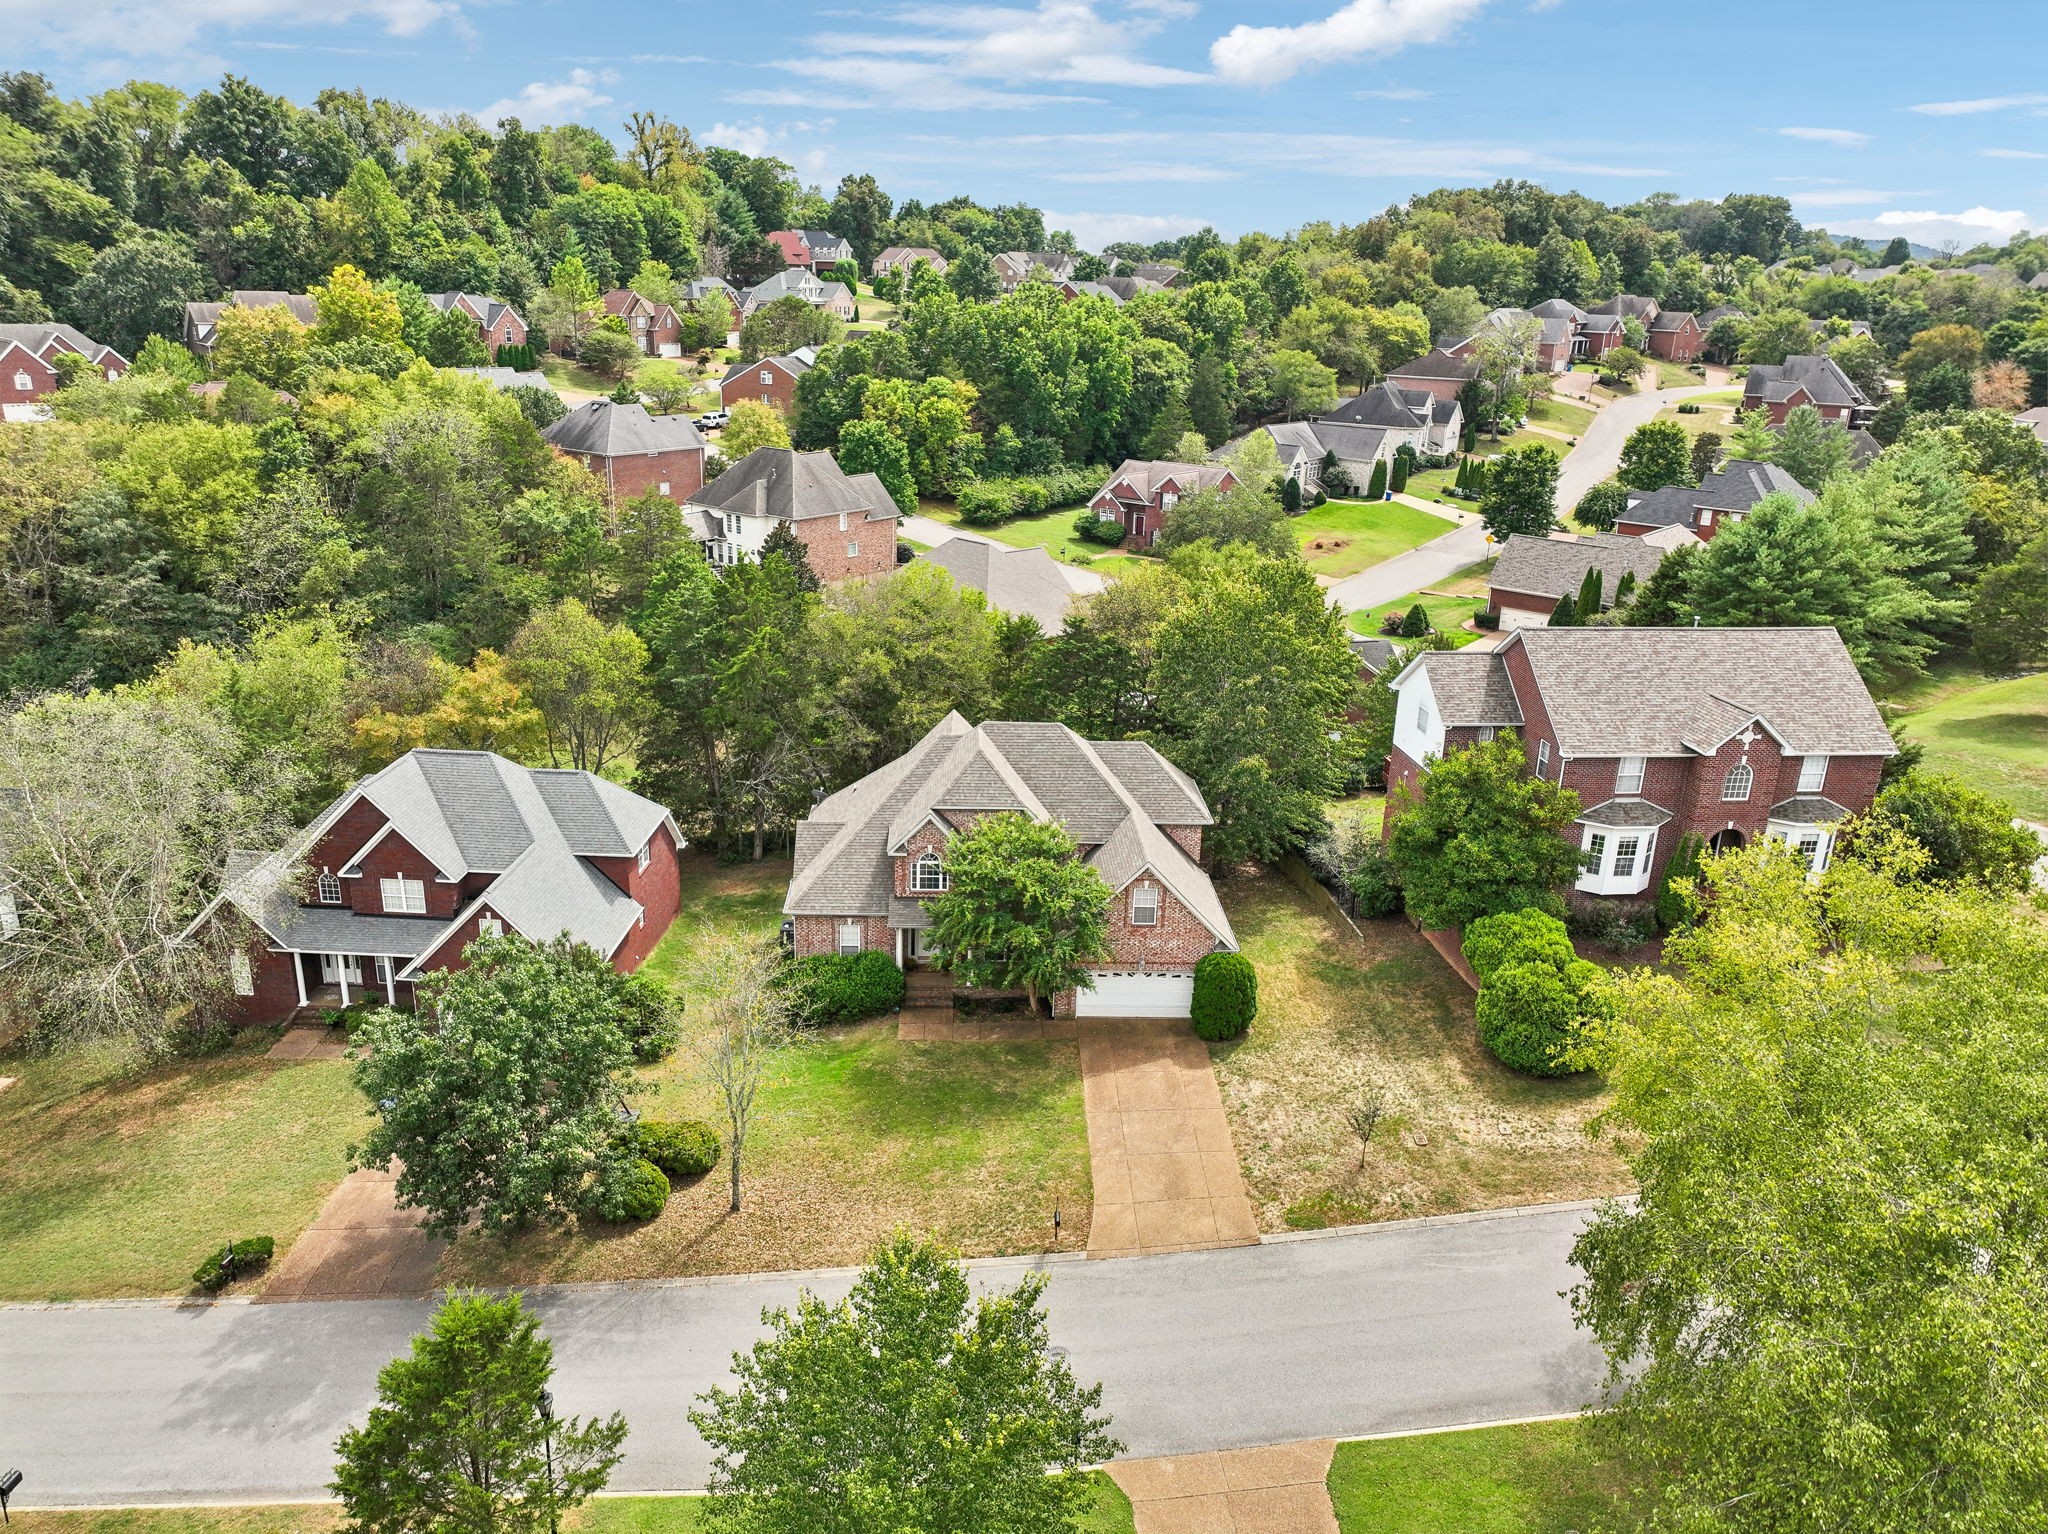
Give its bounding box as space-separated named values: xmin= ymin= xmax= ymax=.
xmin=256 ymin=1166 xmax=444 ymax=1303
xmin=1080 ymin=1019 xmax=1258 ymax=1259
xmin=1110 ymin=1439 xmax=1339 ymax=1533
xmin=265 ymin=1023 xmax=348 ymax=1061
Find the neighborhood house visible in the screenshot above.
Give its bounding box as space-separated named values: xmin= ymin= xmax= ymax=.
xmin=1614 ymin=459 xmax=1811 ymax=542
xmin=684 ymin=446 xmax=900 ymax=582
xmin=602 ymin=288 xmax=683 ymax=356
xmin=0 ymin=322 xmax=129 ymax=418
xmin=720 ymin=346 xmax=817 ymax=413
xmin=542 ymin=399 xmax=708 ymax=505
xmin=1318 ymin=379 xmax=1464 ymax=455
xmin=1485 ymin=532 xmax=1674 ymax=627
xmin=768 ymin=228 xmax=855 ymax=273
xmin=1741 ymin=353 xmax=1876 ymax=427
xmin=187 ymin=748 xmax=683 ymax=1025
xmin=426 ymin=291 xmax=528 ymax=352
xmin=1087 ymin=459 xmax=1238 ymax=549
xmin=182 ymin=290 xmax=318 ymax=356
xmin=739 ymin=267 xmax=856 ymax=320
xmin=1386 ymin=627 xmax=1895 ymax=902
xmin=916 ymin=537 xmax=1077 ymax=632
xmin=784 ymin=712 xmax=1238 ymax=1018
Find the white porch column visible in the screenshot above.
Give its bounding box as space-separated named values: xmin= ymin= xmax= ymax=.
xmin=293 ymin=954 xmax=307 ymax=1006
xmin=336 ymin=955 xmax=351 ymax=1006
xmin=384 ymin=960 xmax=396 ymax=1007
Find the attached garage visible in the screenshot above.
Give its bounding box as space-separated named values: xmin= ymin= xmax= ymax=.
xmin=1075 ymin=970 xmax=1195 ymax=1018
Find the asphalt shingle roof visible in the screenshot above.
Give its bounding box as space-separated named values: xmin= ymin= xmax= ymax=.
xmin=1413 ymin=650 xmax=1524 ymax=726
xmin=917 ymin=538 xmax=1074 ymax=631
xmin=544 ymin=400 xmax=706 ymax=458
xmin=1488 ymin=533 xmax=1670 ymax=608
xmin=689 ymin=447 xmax=899 ymax=524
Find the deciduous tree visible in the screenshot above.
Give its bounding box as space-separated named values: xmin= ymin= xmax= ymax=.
xmin=1616 ymin=420 xmax=1692 ymax=490
xmin=925 ymin=813 xmax=1112 ymax=1014
xmin=1479 ymin=442 xmax=1560 ymax=539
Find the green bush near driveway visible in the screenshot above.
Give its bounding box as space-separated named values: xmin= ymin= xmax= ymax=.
xmin=1190 ymin=951 xmax=1258 ymax=1040
xmin=782 ymin=949 xmax=908 ymax=1025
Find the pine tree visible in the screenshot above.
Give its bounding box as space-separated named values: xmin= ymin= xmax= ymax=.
xmin=1390 ymin=450 xmax=1411 ymax=493
xmin=1367 ymin=460 xmax=1388 ymax=499
xmin=1577 ymin=565 xmax=1606 ymax=619
xmin=1399 ymin=602 xmax=1431 ymax=637
xmin=1614 ymin=570 xmax=1638 ymax=606
xmin=1550 ymin=592 xmax=1579 ymax=626
xmin=761 ymin=521 xmax=820 ymax=592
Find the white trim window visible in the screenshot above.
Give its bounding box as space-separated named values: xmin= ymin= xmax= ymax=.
xmin=1536 ymin=740 xmax=1551 ymax=775
xmin=380 ymin=875 xmax=426 ymax=915
xmin=12 ymin=371 xmax=31 ymax=392
xmin=477 ymin=915 xmax=503 ymax=939
xmin=637 ymin=838 xmax=653 ymax=873
xmin=911 ymin=853 xmax=948 ymax=892
xmin=1131 ymin=884 xmax=1160 ymax=926
xmin=1477 ymin=726 xmax=1497 ymax=743
xmin=838 ymin=512 xmax=849 ymax=532
xmin=316 ymin=871 xmax=342 ymax=905
xmin=1577 ymin=825 xmax=1658 ymax=896
xmin=759 ymin=369 xmax=774 ymax=386
xmin=836 ymin=920 xmax=865 ymax=957
xmin=230 ymin=952 xmax=255 ymax=996
xmin=1722 ymin=762 xmax=1754 ymax=802
xmin=1798 ymin=755 xmax=1829 ymax=793
xmin=1616 ymin=755 xmax=1646 ymax=795
xmin=1415 ymin=703 xmax=1432 ymax=737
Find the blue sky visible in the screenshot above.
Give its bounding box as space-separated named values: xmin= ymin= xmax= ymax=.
xmin=9 ymin=0 xmax=2048 ymax=251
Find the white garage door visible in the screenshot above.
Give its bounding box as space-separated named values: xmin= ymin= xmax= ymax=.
xmin=1499 ymin=605 xmax=1550 ymax=629
xmin=658 ymin=341 xmax=682 ymax=358
xmin=1075 ymin=971 xmax=1194 ymax=1018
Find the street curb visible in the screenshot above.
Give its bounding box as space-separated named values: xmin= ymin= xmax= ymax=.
xmin=1258 ymin=1195 xmax=1622 ymax=1246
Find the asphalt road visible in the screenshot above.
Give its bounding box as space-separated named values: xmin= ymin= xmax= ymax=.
xmin=1 ymin=1201 xmax=1609 ymax=1506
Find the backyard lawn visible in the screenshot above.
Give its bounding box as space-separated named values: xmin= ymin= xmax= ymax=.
xmin=1893 ymin=669 xmax=2048 ymax=820
xmin=439 ymin=854 xmax=1093 ymax=1285
xmin=917 ymin=500 xmax=1104 ymax=565
xmin=1293 ymin=498 xmax=1452 ymax=577
xmin=1327 ymin=1419 xmax=1625 ymax=1533
xmin=0 ymin=1033 xmax=363 ymax=1301
xmin=1211 ymin=870 xmax=1631 ymax=1231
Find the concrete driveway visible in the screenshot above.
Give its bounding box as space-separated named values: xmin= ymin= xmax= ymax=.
xmin=899 ymin=514 xmax=1106 ymax=597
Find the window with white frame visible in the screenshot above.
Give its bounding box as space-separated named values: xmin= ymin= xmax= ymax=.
xmin=1798 ymin=755 xmax=1829 ymax=793
xmin=911 ymin=853 xmax=948 ymax=892
xmin=1794 ymin=832 xmax=1823 ymax=871
xmin=1612 ymin=835 xmax=1642 ymax=879
xmin=380 ymin=875 xmax=426 ymax=914
xmin=1536 ymin=739 xmax=1551 ymax=774
xmin=724 ymin=512 xmax=744 ymax=539
xmin=373 ymin=956 xmax=392 ymax=985
xmin=1131 ymin=884 xmax=1160 ymax=925
xmin=837 ymin=921 xmax=864 ymax=956
xmin=316 ymin=871 xmax=342 ymax=905
xmin=12 ymin=371 xmax=30 ymax=392
xmin=1722 ymin=762 xmax=1754 ymax=802
xmin=1616 ymin=755 xmax=1646 ymax=795
xmin=637 ymin=838 xmax=652 ymax=872
xmin=847 ymin=541 xmax=859 ymax=559
xmin=759 ymin=370 xmax=774 ymax=385
xmin=1478 ymin=726 xmax=1496 ymax=742
xmin=230 ymin=952 xmax=255 ymax=996
xmin=838 ymin=512 xmax=849 ymax=532
xmin=659 ymin=481 xmax=670 ymax=496
xmin=1584 ymin=831 xmax=1607 ymax=872
xmin=478 ymin=915 xmax=503 ymax=938
xmin=1416 ymin=703 xmax=1432 ymax=736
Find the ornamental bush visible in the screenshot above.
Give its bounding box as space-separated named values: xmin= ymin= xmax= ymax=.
xmin=594 ymin=1158 xmax=670 ymax=1222
xmin=1072 ymin=510 xmax=1126 ymax=546
xmin=1475 ymin=960 xmax=1589 ymax=1076
xmin=619 ymin=971 xmax=683 ymax=1063
xmin=1655 ymin=831 xmax=1707 ymax=932
xmin=782 ymin=950 xmax=907 ymax=1026
xmin=954 ymin=468 xmax=1108 ymax=527
xmin=192 ymin=1235 xmax=275 ymax=1292
xmin=1190 ymin=951 xmax=1258 ymax=1041
xmin=634 ymin=1119 xmax=720 ymax=1179
xmin=1463 ymin=908 xmax=1575 ymax=985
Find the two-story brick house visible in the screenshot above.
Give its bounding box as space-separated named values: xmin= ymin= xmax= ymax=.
xmin=0 ymin=323 xmax=129 ymax=419
xmin=738 ymin=268 xmax=856 ymax=320
xmin=1614 ymin=460 xmax=1811 ymax=542
xmin=784 ymin=713 xmax=1237 ymax=1017
xmin=684 ymin=446 xmax=900 ymax=582
xmin=1741 ymin=354 xmax=1875 ymax=427
xmin=183 ymin=291 xmax=319 ymax=356
xmin=602 ymin=289 xmax=682 ymax=357
xmin=1319 ymin=379 xmax=1465 ymax=455
xmin=719 ymin=346 xmax=817 ymax=413
xmin=427 ymin=292 xmax=529 ymax=353
xmin=768 ymin=229 xmax=855 ymax=274
xmin=542 ymin=399 xmax=707 ymax=505
xmin=1087 ymin=459 xmax=1238 ymax=549
xmin=184 ymin=749 xmax=684 ymax=1025
xmin=1385 ymin=628 xmax=1894 ymax=906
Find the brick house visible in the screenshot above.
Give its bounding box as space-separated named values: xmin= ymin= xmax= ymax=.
xmin=768 ymin=229 xmax=855 ymax=274
xmin=1087 ymin=459 xmax=1238 ymax=549
xmin=784 ymin=712 xmax=1237 ymax=1017
xmin=427 ymin=292 xmax=528 ymax=352
xmin=1384 ymin=627 xmax=1894 ymax=905
xmin=0 ymin=324 xmax=128 ymax=419
xmin=543 ymin=400 xmax=707 ymax=505
xmin=992 ymin=251 xmax=1078 ymax=293
xmin=683 ymin=446 xmax=900 ymax=583
xmin=183 ymin=749 xmax=683 ymax=1025
xmin=1247 ymin=420 xmax=1396 ymax=500
xmin=738 ymin=267 xmax=856 ymax=321
xmin=1384 ymin=347 xmax=1481 ymax=403
xmin=1319 ymin=379 xmax=1464 ymax=455
xmin=1741 ymin=354 xmax=1876 ymax=427
xmin=1614 ymin=460 xmax=1810 ymax=542
xmin=601 ymin=289 xmax=682 ymax=357
xmin=872 ymin=246 xmax=948 ymax=278
xmin=1646 ymin=309 xmax=1704 ymax=362
xmin=183 ymin=291 xmax=318 ymax=356
xmin=719 ymin=346 xmax=817 ymax=413
xmin=1485 ymin=532 xmax=1675 ymax=628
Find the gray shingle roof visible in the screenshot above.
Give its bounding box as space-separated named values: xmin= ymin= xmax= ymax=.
xmin=1769 ymin=795 xmax=1851 ymax=823
xmin=1414 ymin=650 xmax=1524 ymax=726
xmin=1619 ymin=460 xmax=1812 ymax=530
xmin=720 ymin=349 xmax=816 ymax=387
xmin=917 ymin=538 xmax=1074 ymax=631
xmin=1577 ymin=799 xmax=1674 ymax=828
xmin=452 ymin=366 xmax=553 ymax=392
xmin=0 ymin=322 xmax=124 ymax=365
xmin=1323 ymin=382 xmax=1433 ymax=430
xmin=1743 ymin=354 xmax=1869 ymax=409
xmin=1095 ymin=459 xmax=1235 ymax=503
xmin=1489 ymin=533 xmax=1670 ymax=608
xmin=1504 ymin=628 xmax=1896 ymax=757
xmin=1349 ymin=635 xmax=1399 ymax=674
xmin=1258 ymin=420 xmax=1390 ymax=467
xmin=1529 ymin=298 xmax=1587 ymax=321
xmin=544 ymin=400 xmax=706 ymax=458
xmin=1387 ymin=348 xmax=1480 ymax=383
xmin=1589 ymin=295 xmax=1659 ymax=321
xmin=689 ymin=447 xmax=899 ymax=524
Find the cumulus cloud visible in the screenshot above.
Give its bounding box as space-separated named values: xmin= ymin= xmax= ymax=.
xmin=1909 ymin=92 xmax=2048 ymax=116
xmin=1822 ymin=206 xmax=2037 ymax=245
xmin=473 ymin=69 xmax=616 ymax=125
xmin=1 ymin=0 xmax=468 ymax=58
xmin=1209 ymin=0 xmax=1490 ymax=87
xmin=1778 ymin=126 xmax=1870 ymax=148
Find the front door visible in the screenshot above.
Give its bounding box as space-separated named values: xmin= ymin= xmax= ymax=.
xmin=318 ymin=953 xmax=362 ymax=986
xmin=910 ymin=928 xmax=938 ymax=964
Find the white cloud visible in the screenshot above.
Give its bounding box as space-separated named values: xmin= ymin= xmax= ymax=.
xmin=1354 ymin=85 xmax=1434 ymax=100
xmin=1 ymin=0 xmax=468 ymax=59
xmin=1822 ymin=206 xmax=2036 ymax=245
xmin=1043 ymin=162 xmax=1240 ymax=182
xmin=1209 ymin=0 xmax=1490 ymax=87
xmin=1044 ymin=209 xmax=1216 ymax=249
xmin=473 ymin=68 xmax=616 ymax=125
xmin=1778 ymin=126 xmax=1870 ymax=148
xmin=1786 ymin=188 xmax=1896 ymax=207
xmin=1981 ymin=147 xmax=2048 ymax=160
xmin=1909 ymin=92 xmax=2048 ymax=116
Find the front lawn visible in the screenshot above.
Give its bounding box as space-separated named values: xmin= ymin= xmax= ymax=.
xmin=1327 ymin=1419 xmax=1624 ymax=1533
xmin=439 ymin=854 xmax=1092 ymax=1285
xmin=1526 ymin=396 xmax=1594 ymax=436
xmin=918 ymin=501 xmax=1105 ymax=566
xmin=1293 ymin=498 xmax=1453 ymax=576
xmin=1345 ymin=558 xmax=1495 ymax=646
xmin=1895 ymin=669 xmax=2048 ymax=820
xmin=1211 ymin=871 xmax=1631 ymax=1231
xmin=0 ymin=1034 xmax=363 ymax=1301
xmin=1654 ymin=360 xmax=1702 ymax=389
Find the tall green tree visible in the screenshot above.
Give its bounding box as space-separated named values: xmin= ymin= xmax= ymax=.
xmin=1153 ymin=482 xmax=1293 ymax=558
xmin=835 ymin=418 xmax=916 ymax=513
xmin=925 ymin=813 xmax=1112 ymax=1013
xmin=1616 ymin=420 xmax=1692 ymax=491
xmin=1479 ymin=442 xmax=1560 ymax=539
xmin=1771 ymin=404 xmax=1853 ymax=490
xmin=333 ymin=1292 xmax=628 ymax=1534
xmin=1866 ymin=771 xmax=2042 ymax=893
xmin=506 ymin=598 xmax=653 ymax=774
xmin=62 ymin=231 xmax=210 ymax=360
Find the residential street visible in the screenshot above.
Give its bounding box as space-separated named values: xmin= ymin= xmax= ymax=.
xmin=1 ymin=1201 xmax=1608 ymax=1506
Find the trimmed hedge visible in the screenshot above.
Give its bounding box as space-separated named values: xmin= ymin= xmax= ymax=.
xmin=1190 ymin=951 xmax=1258 ymax=1041
xmin=782 ymin=950 xmax=907 ymax=1026
xmin=955 ymin=466 xmax=1107 ymax=527
xmin=635 ymin=1119 xmax=721 ymax=1179
xmin=1462 ymin=909 xmax=1575 ymax=984
xmin=595 ymin=1158 xmax=670 ymax=1223
xmin=1475 ymin=960 xmax=1592 ymax=1076
xmin=193 ymin=1236 xmax=274 ymax=1292
xmin=1072 ymin=509 xmax=1126 ymax=546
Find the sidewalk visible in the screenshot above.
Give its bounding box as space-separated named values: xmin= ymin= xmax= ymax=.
xmin=1109 ymin=1439 xmax=1339 ymax=1533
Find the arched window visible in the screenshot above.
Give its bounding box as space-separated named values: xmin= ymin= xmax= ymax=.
xmin=1721 ymin=762 xmax=1754 ymax=802
xmin=911 ymin=853 xmax=948 ymax=892
xmin=316 ymin=871 xmax=342 ymax=905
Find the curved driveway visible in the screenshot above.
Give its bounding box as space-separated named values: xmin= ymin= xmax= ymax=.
xmin=1 ymin=1201 xmax=1608 ymax=1506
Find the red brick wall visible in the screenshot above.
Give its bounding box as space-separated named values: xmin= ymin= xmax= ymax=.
xmin=487 ymin=313 xmax=527 ymax=350
xmin=722 ymin=360 xmax=800 ymax=413
xmin=224 ymin=943 xmax=307 ymax=1027
xmin=348 ymin=829 xmax=461 ymax=919
xmin=1497 ymin=643 xmax=1557 ymax=778
xmin=583 ymin=447 xmax=705 ymax=507
xmin=1490 ymin=587 xmax=1558 ymax=618
xmin=892 ymin=821 xmax=950 ymax=897
xmin=1648 ymin=320 xmax=1702 ymax=361
xmin=0 ymin=349 xmax=58 ymax=404
xmin=306 ymin=797 xmax=386 ymax=896
xmin=1581 ymin=328 xmax=1620 ymax=359
xmin=601 ymin=824 xmax=684 ymax=973
xmin=1103 ymin=877 xmax=1217 ymax=969
xmin=789 ymin=510 xmax=897 ymax=583
xmin=411 ymin=905 xmax=504 ymax=976
xmin=793 ymin=913 xmax=893 ymax=959
xmin=1162 ymin=824 xmax=1203 ymax=861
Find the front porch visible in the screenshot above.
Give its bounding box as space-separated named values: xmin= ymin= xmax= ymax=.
xmin=281 ymin=950 xmax=413 ymax=1011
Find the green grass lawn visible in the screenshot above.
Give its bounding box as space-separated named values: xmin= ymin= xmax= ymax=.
xmin=917 ymin=501 xmax=1104 ymax=565
xmin=1293 ymin=498 xmax=1454 ymax=576
xmin=0 ymin=1033 xmax=364 ymax=1301
xmin=1527 ymin=396 xmax=1594 ymax=436
xmin=1348 ymin=593 xmax=1484 ymax=645
xmin=1402 ymin=466 xmax=1472 ymax=506
xmin=1655 ymin=360 xmax=1702 ymax=389
xmin=1894 ymin=670 xmax=2048 ymax=820
xmin=1327 ymin=1419 xmax=1625 ymax=1533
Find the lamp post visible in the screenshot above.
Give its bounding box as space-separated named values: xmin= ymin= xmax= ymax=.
xmin=537 ymin=1390 xmax=558 ymax=1534
xmin=0 ymin=1468 xmax=21 ymax=1525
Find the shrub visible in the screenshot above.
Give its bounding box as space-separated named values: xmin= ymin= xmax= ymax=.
xmin=1475 ymin=960 xmax=1590 ymax=1076
xmin=1654 ymin=831 xmax=1707 ymax=932
xmin=1463 ymin=908 xmax=1575 ymax=984
xmin=955 ymin=467 xmax=1108 ymax=527
xmin=955 ymin=481 xmax=1014 ymax=526
xmin=1346 ymin=837 xmax=1403 ymax=919
xmin=1190 ymin=951 xmax=1258 ymax=1041
xmin=619 ymin=972 xmax=683 ymax=1062
xmin=192 ymin=1236 xmax=275 ymax=1292
xmin=594 ymin=1158 xmax=670 ymax=1222
xmin=1398 ymin=602 xmax=1431 ymax=637
xmin=634 ymin=1119 xmax=720 ymax=1179
xmin=782 ymin=950 xmax=907 ymax=1025
xmin=1072 ymin=510 xmax=1126 ymax=546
